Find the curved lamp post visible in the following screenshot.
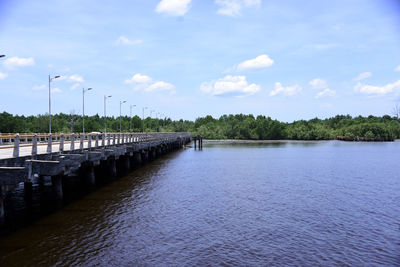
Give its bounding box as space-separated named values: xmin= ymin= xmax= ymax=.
xmin=104 ymin=95 xmax=112 ymax=134
xmin=82 ymin=87 xmax=92 ymax=134
xmin=149 ymin=109 xmax=155 ymax=132
xmin=142 ymin=107 xmax=148 ymax=132
xmin=130 ymin=104 xmax=136 ymax=133
xmin=119 ymin=100 xmax=127 ymax=133
xmin=49 ymin=75 xmax=60 ymax=134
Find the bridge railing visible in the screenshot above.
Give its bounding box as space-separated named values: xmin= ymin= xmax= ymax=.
xmin=0 ymin=132 xmax=193 ymax=158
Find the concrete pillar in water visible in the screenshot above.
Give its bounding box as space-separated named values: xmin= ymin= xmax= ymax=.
xmin=108 ymin=158 xmax=117 ymax=179
xmin=151 ymin=149 xmax=156 ymax=160
xmin=86 ymin=166 xmax=96 ymax=186
xmin=141 ymin=151 xmax=149 ymax=162
xmin=133 ymin=152 xmax=142 ymax=166
xmin=24 ymin=181 xmax=33 ymax=204
xmin=0 ymin=186 xmax=4 ymax=224
xmin=124 ymin=156 xmax=131 ymax=171
xmin=156 ymin=147 xmax=162 ymax=156
xmin=51 ymin=175 xmax=63 ymax=200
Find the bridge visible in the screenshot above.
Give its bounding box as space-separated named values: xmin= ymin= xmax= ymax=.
xmin=0 ymin=132 xmax=195 ymax=224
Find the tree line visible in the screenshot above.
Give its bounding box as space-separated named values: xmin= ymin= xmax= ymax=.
xmin=0 ymin=112 xmax=399 ymax=141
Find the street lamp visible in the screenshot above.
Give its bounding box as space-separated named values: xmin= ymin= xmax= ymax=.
xmin=142 ymin=107 xmax=148 ymax=132
xmin=150 ymin=109 xmax=155 ymax=132
xmin=104 ymin=95 xmax=112 ymax=134
xmin=120 ymin=100 xmax=127 ymax=133
xmin=130 ymin=104 xmax=136 ymax=133
xmin=82 ymin=87 xmax=93 ymax=134
xmin=156 ymin=112 xmax=160 ymax=132
xmin=48 ymin=75 xmax=60 ymax=134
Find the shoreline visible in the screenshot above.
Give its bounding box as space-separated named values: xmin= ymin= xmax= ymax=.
xmin=201 ymin=139 xmax=399 ymax=143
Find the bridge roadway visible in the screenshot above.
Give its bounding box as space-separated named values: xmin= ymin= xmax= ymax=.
xmin=0 ymin=132 xmax=194 ymax=224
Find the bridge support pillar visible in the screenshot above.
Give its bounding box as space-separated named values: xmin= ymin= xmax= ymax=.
xmin=151 ymin=149 xmax=156 ymax=160
xmin=51 ymin=175 xmax=63 ymax=200
xmin=123 ymin=156 xmax=131 ymax=171
xmin=86 ymin=166 xmax=96 ymax=186
xmin=24 ymin=181 xmax=33 ymax=204
xmin=141 ymin=151 xmax=149 ymax=162
xmin=108 ymin=158 xmax=117 ymax=179
xmin=133 ymin=152 xmax=142 ymax=166
xmin=0 ymin=186 xmax=4 ymax=224
xmin=156 ymin=147 xmax=162 ymax=157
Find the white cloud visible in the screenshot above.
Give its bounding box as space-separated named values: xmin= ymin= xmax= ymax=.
xmin=59 ymin=74 xmax=84 ymax=83
xmin=215 ymin=0 xmax=261 ymax=17
xmin=353 ymin=72 xmax=372 ymax=81
xmin=395 ymin=65 xmax=400 ymax=72
xmin=309 ymin=78 xmax=328 ymax=89
xmin=68 ymin=74 xmax=84 ymax=83
xmin=354 ymin=80 xmax=400 ymax=95
xmin=70 ymin=83 xmax=80 ymax=90
xmin=146 ymin=81 xmax=175 ymax=92
xmin=156 ymin=0 xmax=191 ymax=16
xmin=0 ymin=72 xmax=7 ymax=80
xmin=3 ymin=57 xmax=34 ymax=69
xmin=236 ymin=54 xmax=274 ymax=72
xmin=32 ymin=84 xmax=46 ymax=90
xmin=124 ymin=73 xmax=175 ymax=93
xmin=124 ymin=73 xmax=152 ymax=84
xmin=315 ymin=88 xmax=336 ymax=98
xmin=51 ymin=88 xmax=62 ymax=94
xmin=200 ymin=75 xmax=260 ymax=97
xmin=115 ymin=36 xmax=143 ymax=46
xmin=269 ymin=82 xmax=301 ymax=96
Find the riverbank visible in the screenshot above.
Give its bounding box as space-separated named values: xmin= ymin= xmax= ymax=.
xmin=202 ymin=139 xmax=399 ymax=143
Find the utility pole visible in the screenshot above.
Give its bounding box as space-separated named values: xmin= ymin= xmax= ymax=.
xmin=48 ymin=75 xmax=60 ymax=134
xmin=142 ymin=107 xmax=148 ymax=132
xmin=130 ymin=104 xmax=136 ymax=132
xmin=104 ymin=95 xmax=112 ymax=134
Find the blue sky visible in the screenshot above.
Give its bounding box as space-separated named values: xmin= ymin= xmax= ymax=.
xmin=0 ymin=0 xmax=400 ymax=122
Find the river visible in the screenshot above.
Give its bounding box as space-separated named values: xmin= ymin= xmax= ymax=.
xmin=0 ymin=140 xmax=399 ymax=266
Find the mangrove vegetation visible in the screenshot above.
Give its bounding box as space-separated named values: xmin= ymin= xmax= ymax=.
xmin=0 ymin=112 xmax=399 ymax=141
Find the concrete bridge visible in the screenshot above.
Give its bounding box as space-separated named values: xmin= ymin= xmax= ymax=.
xmin=0 ymin=132 xmax=193 ymax=224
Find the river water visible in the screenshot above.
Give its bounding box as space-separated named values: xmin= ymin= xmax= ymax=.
xmin=0 ymin=140 xmax=399 ymax=266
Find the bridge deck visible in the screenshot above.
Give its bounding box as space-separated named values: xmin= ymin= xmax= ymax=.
xmin=0 ymin=140 xmax=94 ymax=159
xmin=0 ymin=132 xmax=190 ymax=160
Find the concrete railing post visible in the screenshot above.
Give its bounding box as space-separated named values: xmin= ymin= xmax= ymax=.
xmin=13 ymin=134 xmax=20 ymax=157
xmin=121 ymin=133 xmax=125 ymax=144
xmin=107 ymin=134 xmax=111 ymax=146
xmin=102 ymin=134 xmax=105 ymax=147
xmin=32 ymin=134 xmax=37 ymax=156
xmin=59 ymin=134 xmax=65 ymax=152
xmin=113 ymin=134 xmax=116 ymax=145
xmin=71 ymin=134 xmax=75 ymax=150
xmin=95 ymin=134 xmax=99 ymax=148
xmin=80 ymin=134 xmax=84 ymax=151
xmin=47 ymin=134 xmax=52 ymax=153
xmin=88 ymin=135 xmax=92 ymax=150
xmin=117 ymin=134 xmax=121 ymax=145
